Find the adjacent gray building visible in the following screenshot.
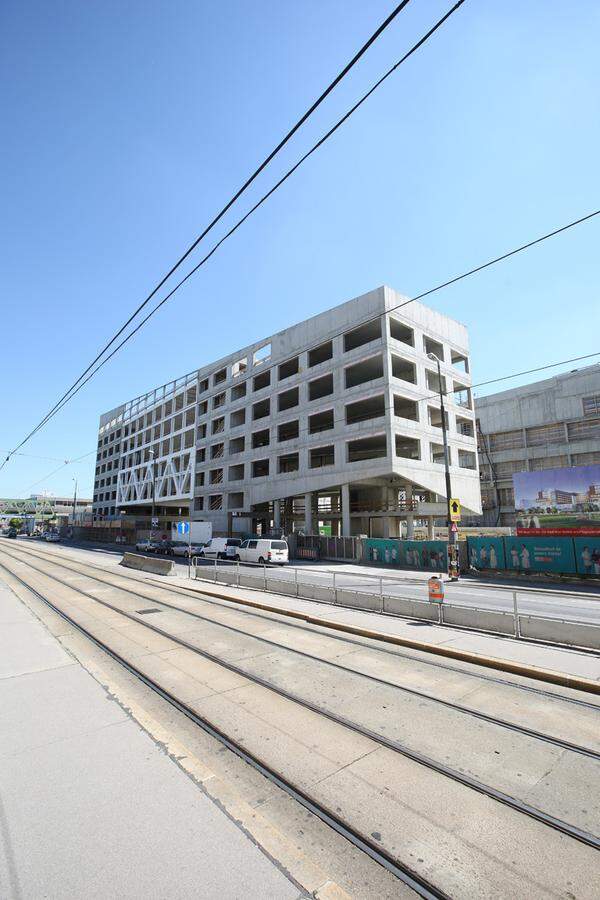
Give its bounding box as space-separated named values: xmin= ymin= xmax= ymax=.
xmin=473 ymin=364 xmax=600 ymax=526
xmin=92 ymin=286 xmax=481 ymax=537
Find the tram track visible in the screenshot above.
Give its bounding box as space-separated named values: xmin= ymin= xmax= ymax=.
xmin=2 ymin=540 xmax=599 ymax=762
xmin=1 ymin=542 xmax=599 ymax=855
xmin=8 ymin=538 xmax=600 ymax=712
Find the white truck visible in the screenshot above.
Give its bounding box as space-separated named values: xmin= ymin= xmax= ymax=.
xmin=171 ymin=521 xmax=212 ymax=546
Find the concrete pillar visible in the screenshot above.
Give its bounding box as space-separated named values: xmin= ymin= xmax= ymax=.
xmin=341 ymin=483 xmax=351 ymax=537
xmin=427 ymin=516 xmax=435 ymax=539
xmin=304 ymin=492 xmax=314 ymax=534
xmin=273 ymin=501 xmax=280 ymax=529
xmin=405 ymin=483 xmax=414 ymax=539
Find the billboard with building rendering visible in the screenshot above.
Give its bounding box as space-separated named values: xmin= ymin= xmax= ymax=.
xmin=513 ymin=464 xmax=600 ymax=534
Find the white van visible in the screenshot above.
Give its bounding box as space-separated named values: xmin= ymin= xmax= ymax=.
xmin=237 ymin=539 xmax=289 ymax=566
xmin=199 ymin=537 xmax=242 ymax=560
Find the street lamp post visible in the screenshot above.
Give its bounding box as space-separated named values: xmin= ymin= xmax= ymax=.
xmin=427 ymin=353 xmax=459 ymax=580
xmin=149 ymin=450 xmax=157 ymax=536
xmin=71 ymin=477 xmax=78 ymax=532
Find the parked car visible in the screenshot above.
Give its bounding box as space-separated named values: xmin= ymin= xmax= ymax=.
xmin=45 ymin=532 xmax=60 ymax=542
xmin=171 ymin=541 xmax=206 ymax=558
xmin=7 ymin=528 xmax=18 ymax=539
xmin=237 ymin=539 xmax=289 ymax=565
xmin=154 ymin=539 xmax=174 ymax=555
xmin=198 ymin=537 xmax=242 ymax=560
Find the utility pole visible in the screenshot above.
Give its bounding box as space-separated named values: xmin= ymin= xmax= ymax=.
xmin=427 ymin=353 xmax=459 ymax=580
xmin=71 ymin=477 xmax=78 ymax=530
xmin=149 ymin=449 xmax=157 ymax=536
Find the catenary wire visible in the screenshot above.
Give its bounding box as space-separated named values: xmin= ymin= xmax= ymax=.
xmin=1 ymin=0 xmax=466 ymax=471
xmin=0 ymin=1 xmax=415 ymax=471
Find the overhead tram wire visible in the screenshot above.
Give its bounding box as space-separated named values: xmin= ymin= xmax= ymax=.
xmin=0 ymin=1 xmax=415 ymax=473
xmin=0 ymin=0 xmax=472 ymax=457
xmin=28 ymin=204 xmax=600 ymax=438
xmin=18 ymin=450 xmax=97 ymax=495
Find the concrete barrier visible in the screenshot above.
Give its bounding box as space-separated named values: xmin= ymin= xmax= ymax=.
xmin=120 ymin=552 xmax=175 ymax=576
xmin=519 ymin=615 xmax=600 ymax=650
xmin=384 ymin=596 xmax=438 ymax=621
xmin=442 ymin=604 xmax=516 ymax=635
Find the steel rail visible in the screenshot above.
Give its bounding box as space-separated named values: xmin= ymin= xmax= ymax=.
xmin=4 ymin=541 xmax=598 ymax=761
xmin=0 ymin=558 xmax=448 ymax=900
xmin=2 ymin=546 xmax=599 ymax=852
xmin=6 ymin=539 xmax=600 ymax=711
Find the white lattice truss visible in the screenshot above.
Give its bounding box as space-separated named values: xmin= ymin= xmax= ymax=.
xmin=117 ymin=452 xmax=194 ymax=505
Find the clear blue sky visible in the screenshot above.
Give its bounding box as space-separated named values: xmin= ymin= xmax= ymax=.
xmin=1 ymin=0 xmax=599 ymax=499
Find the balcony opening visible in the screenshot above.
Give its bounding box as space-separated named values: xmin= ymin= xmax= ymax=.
xmin=228 ymin=492 xmax=244 ymax=509
xmin=252 ymin=458 xmax=269 ymax=478
xmin=278 ymin=420 xmax=299 ymax=442
xmin=278 ymin=452 xmax=299 ymax=474
xmin=308 ymin=340 xmax=333 ymax=367
xmin=278 ymin=387 xmax=299 ymax=412
xmin=253 ymin=343 xmax=271 ymax=366
xmin=389 ymin=319 xmax=414 ymax=346
xmin=229 ymin=464 xmax=244 ymax=481
xmin=229 ymin=435 xmax=245 ymax=455
xmin=309 ymin=373 xmax=334 ymax=401
xmin=456 ymin=415 xmax=474 ymax=437
xmin=345 ymin=355 xmax=384 ymax=389
xmin=231 ymin=381 xmax=247 ymax=402
xmin=213 ymin=392 xmax=226 ymax=409
xmin=343 ymin=320 xmax=381 ymax=352
xmin=346 ymin=395 xmax=385 ymax=425
xmin=348 ymin=435 xmax=387 ymax=463
xmin=196 ymin=423 xmax=207 ymax=440
xmin=391 ymin=355 xmax=417 ymax=384
xmin=210 ymin=442 xmax=225 ymax=459
xmin=213 ymin=367 xmax=227 ymax=385
xmin=427 ymin=407 xmax=448 ymax=429
xmin=393 ymin=395 xmax=418 ymax=421
xmin=252 ymin=398 xmax=270 ymax=420
xmin=309 ymin=409 xmax=334 ymax=434
xmin=424 ymin=336 xmax=444 ymax=360
xmin=212 ymin=417 xmax=225 ymax=435
xmin=199 ymin=378 xmax=209 ymax=394
xmin=209 ymin=468 xmax=224 ymax=485
xmin=230 ymin=408 xmax=245 ymax=428
xmin=453 ymin=381 xmax=472 ymax=409
xmin=278 ymin=357 xmax=299 ymax=381
xmin=252 ymin=428 xmax=270 ymax=449
xmin=426 ymin=369 xmax=446 ymax=394
xmin=430 ymin=442 xmax=447 ymax=465
xmin=395 ymin=435 xmax=421 ymax=460
xmin=458 ymin=449 xmax=477 ymax=469
xmin=198 ymin=400 xmax=208 ymax=416
xmin=451 ymin=350 xmax=469 ymax=373
xmin=310 ymin=445 xmax=335 ymax=468
xmin=253 ymin=369 xmax=270 ymax=392
xmin=232 ymin=357 xmax=247 ymax=378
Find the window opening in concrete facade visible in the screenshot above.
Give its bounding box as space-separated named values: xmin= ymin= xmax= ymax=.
xmin=252 ymin=458 xmax=269 ymax=477
xmin=185 ymin=408 xmax=195 ymax=426
xmin=198 ymin=400 xmax=208 ymax=416
xmin=458 ymin=449 xmax=476 ymax=469
xmin=253 ymin=343 xmax=271 ymax=366
xmin=230 ymin=408 xmax=245 ymax=428
xmin=428 ymin=407 xmax=448 ymax=429
xmin=310 ymin=445 xmax=335 ymax=468
xmin=456 ymin=415 xmax=474 ymax=438
xmin=309 ymin=409 xmax=334 ymax=434
xmin=228 ymin=492 xmax=244 ymax=509
xmin=389 ymin=319 xmax=414 ymax=346
xmin=199 ymin=378 xmax=209 ymax=394
xmin=213 ymin=392 xmax=225 ymax=409
xmin=278 ymin=387 xmax=299 ymax=412
xmin=529 ymin=455 xmax=569 ymax=470
xmin=232 ymin=358 xmax=247 ymax=378
xmin=252 ymin=398 xmax=270 ymax=420
xmin=568 ymin=418 xmax=600 ymax=441
xmin=395 ymin=434 xmax=420 ymax=460
xmin=210 ymin=468 xmax=224 ymax=485
xmin=197 ymin=423 xmax=207 ymax=440
xmin=393 ymin=395 xmax=418 ymax=421
xmin=231 ymin=381 xmax=247 ymax=401
xmin=184 ymin=429 xmax=194 ymax=449
xmin=345 ymin=355 xmax=384 ymax=389
xmin=451 ymin=350 xmax=469 ymax=373
xmin=309 ymin=373 xmax=334 ymax=401
xmin=278 ymin=420 xmax=299 ymax=442
xmin=212 ymin=417 xmax=225 ymax=435
xmin=488 ymin=429 xmax=524 ymax=451
xmin=453 ymin=381 xmax=471 ymax=408
xmin=278 ymin=452 xmax=299 ymax=474
xmin=346 ymin=395 xmax=385 ymax=425
xmin=430 ymin=442 xmax=446 ymax=465
xmin=213 ymin=368 xmax=227 ymax=385
xmin=175 ymin=393 xmax=184 ymax=411
xmin=278 ymin=357 xmax=299 ymax=380
xmin=252 ymin=428 xmax=270 ymax=449
xmin=195 ymin=472 xmax=205 ymax=488
xmin=308 ymin=341 xmax=333 ymax=367
xmin=228 ymin=464 xmax=244 ymax=481
xmin=343 ymin=320 xmax=381 ymax=352
xmin=583 ymin=395 xmax=600 ymax=417
xmin=253 ymin=369 xmax=271 ymax=391
xmin=348 ymin=434 xmax=387 ymax=462
xmin=211 ymin=443 xmax=225 ymax=459
xmin=209 ymin=495 xmax=223 ymax=510
xmin=229 ymin=436 xmax=245 ymax=454
xmin=424 ymin=336 xmax=444 ymax=360
xmin=525 ymin=423 xmax=564 ymax=446
xmin=391 ymin=355 xmax=416 ymax=384
xmin=426 ymin=369 xmax=446 ymax=394
xmin=172 ymin=435 xmax=181 ymax=453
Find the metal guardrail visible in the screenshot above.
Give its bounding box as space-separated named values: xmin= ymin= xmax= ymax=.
xmin=189 ymin=557 xmax=600 ymax=649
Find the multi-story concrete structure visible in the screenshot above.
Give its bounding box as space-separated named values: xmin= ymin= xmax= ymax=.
xmin=92 ymin=286 xmax=481 ymax=536
xmin=474 ymin=364 xmax=600 ymax=526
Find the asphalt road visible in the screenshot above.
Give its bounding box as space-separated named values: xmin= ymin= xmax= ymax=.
xmin=13 ymin=537 xmax=600 ymax=626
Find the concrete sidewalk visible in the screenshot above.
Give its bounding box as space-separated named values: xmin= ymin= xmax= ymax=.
xmin=0 ymin=579 xmax=303 ymax=900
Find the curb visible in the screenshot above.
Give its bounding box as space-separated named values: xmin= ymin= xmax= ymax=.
xmin=182 ymin=578 xmax=600 ymax=697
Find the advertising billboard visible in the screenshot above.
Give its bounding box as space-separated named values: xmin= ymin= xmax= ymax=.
xmin=364 ymin=538 xmax=447 ymax=571
xmin=512 ymin=464 xmax=600 ymax=535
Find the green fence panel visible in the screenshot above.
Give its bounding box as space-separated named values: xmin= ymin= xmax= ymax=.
xmin=573 ymin=537 xmax=600 ymax=576
xmin=364 ymin=538 xmax=447 ymax=571
xmin=466 ymin=536 xmax=507 ymax=570
xmin=503 ymin=536 xmax=576 ymax=574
